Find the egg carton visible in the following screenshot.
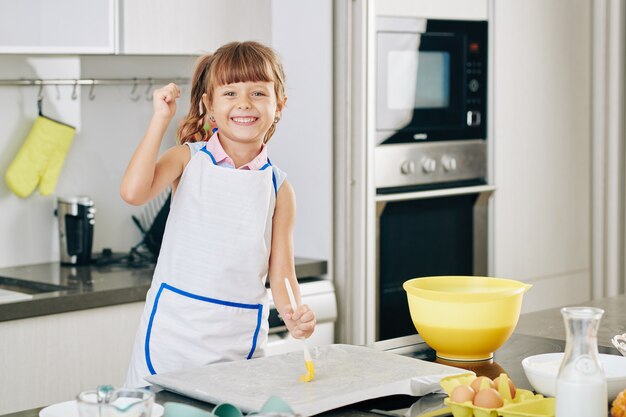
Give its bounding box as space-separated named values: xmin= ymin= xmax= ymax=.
xmin=440 ymin=373 xmax=555 ymax=417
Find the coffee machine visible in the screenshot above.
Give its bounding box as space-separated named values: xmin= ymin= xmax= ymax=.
xmin=56 ymin=196 xmax=95 ymax=265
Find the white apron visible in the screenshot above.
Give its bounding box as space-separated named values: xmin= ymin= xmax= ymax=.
xmin=125 ymin=143 xmax=276 ymax=388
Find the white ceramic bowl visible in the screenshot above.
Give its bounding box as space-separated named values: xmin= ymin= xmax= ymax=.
xmin=522 ymin=352 xmax=626 ymax=401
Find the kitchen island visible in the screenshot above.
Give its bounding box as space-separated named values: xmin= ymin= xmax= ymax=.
xmin=4 ymin=294 xmax=624 ymax=417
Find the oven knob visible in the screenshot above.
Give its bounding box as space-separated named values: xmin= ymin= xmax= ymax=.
xmin=441 ymin=155 xmax=457 ymax=172
xmin=400 ymin=160 xmax=415 ymax=175
xmin=421 ymin=157 xmax=437 ymax=174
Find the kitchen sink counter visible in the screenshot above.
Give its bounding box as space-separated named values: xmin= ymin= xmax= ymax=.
xmin=0 ymin=257 xmax=327 ymax=323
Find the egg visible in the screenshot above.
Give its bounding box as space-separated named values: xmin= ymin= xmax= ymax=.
xmin=470 ymin=376 xmax=495 ymax=392
xmin=450 ymin=384 xmax=475 ymax=403
xmin=494 ymin=375 xmax=516 ymax=399
xmin=473 ymin=387 xmax=504 ymax=408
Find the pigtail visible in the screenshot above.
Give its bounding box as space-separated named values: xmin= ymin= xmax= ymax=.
xmin=177 ymin=54 xmax=215 ymax=144
xmin=264 ymin=122 xmax=277 ymax=144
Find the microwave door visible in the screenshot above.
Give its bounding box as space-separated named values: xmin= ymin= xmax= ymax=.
xmin=376 ymin=32 xmax=464 ymax=145
xmin=377 ymin=32 xmax=420 ymax=136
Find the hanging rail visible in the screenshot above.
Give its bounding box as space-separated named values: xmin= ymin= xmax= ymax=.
xmin=0 ymin=77 xmax=190 ymax=86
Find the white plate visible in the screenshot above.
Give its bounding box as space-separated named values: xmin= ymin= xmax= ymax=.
xmin=522 ymin=352 xmax=626 ymax=400
xmin=39 ymin=400 xmax=164 ymax=417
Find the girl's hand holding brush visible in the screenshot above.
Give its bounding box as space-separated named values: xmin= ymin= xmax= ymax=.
xmin=284 ymin=278 xmax=317 ymax=382
xmin=282 ymin=281 xmax=317 ymax=339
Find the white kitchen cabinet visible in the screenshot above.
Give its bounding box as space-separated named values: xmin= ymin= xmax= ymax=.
xmin=0 ymin=302 xmax=143 ymax=415
xmin=0 ymin=0 xmax=271 ymax=55
xmin=491 ymin=0 xmax=592 ymax=312
xmin=0 ymin=0 xmax=116 ymax=54
xmin=120 ymin=0 xmax=272 ymax=55
xmin=375 ymin=0 xmax=488 ymax=20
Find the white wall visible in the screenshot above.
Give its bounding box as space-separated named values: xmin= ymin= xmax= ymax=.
xmin=0 ymin=2 xmax=333 ymax=268
xmin=270 ymin=0 xmax=333 ymax=264
xmin=0 ymin=55 xmax=194 ymax=267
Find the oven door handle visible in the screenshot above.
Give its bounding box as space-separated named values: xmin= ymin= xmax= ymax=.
xmin=375 ymin=184 xmax=496 ymax=202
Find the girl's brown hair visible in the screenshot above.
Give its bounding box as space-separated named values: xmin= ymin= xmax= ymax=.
xmin=177 ymin=41 xmax=286 ymax=144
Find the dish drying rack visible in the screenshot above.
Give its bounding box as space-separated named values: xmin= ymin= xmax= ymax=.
xmin=133 ymin=188 xmax=171 ymax=235
xmin=129 ymin=188 xmax=171 ymax=261
xmin=94 ymin=189 xmax=171 ymax=268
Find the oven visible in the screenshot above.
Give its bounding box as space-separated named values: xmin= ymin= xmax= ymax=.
xmin=374 ymin=16 xmax=494 ymax=341
xmin=375 ymin=177 xmax=495 ymax=340
xmin=376 ymin=16 xmax=487 ymax=144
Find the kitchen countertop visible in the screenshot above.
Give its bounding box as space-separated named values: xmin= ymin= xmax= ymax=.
xmin=3 ymin=333 xmax=618 ymax=417
xmin=0 ymin=257 xmax=327 ymax=323
xmin=3 ymin=293 xmax=623 ymax=417
xmin=514 ymin=294 xmax=626 ymax=349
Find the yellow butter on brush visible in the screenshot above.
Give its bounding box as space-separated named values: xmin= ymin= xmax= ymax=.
xmin=284 ymin=277 xmax=315 ymax=382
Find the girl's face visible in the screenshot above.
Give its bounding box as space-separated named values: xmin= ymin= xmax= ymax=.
xmin=205 ymin=81 xmax=281 ymax=146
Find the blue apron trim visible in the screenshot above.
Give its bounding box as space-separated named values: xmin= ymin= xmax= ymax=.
xmin=144 ymin=283 xmax=166 ymax=375
xmin=200 ymin=146 xmax=218 ymax=165
xmin=249 ymin=304 xmax=263 ymax=359
xmin=144 ymin=282 xmax=263 ymax=375
xmin=271 ymin=172 xmax=277 ymax=196
xmin=260 ymin=160 xmax=277 ymax=196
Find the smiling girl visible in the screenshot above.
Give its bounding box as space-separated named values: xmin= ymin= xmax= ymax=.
xmin=120 ymin=41 xmax=316 ymax=388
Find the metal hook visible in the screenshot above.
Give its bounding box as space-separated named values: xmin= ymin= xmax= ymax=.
xmin=71 ymin=80 xmax=79 ymax=100
xmin=37 ymin=83 xmax=44 ymax=101
xmin=37 ymin=82 xmax=44 ymax=115
xmin=130 ymin=78 xmax=141 ymax=101
xmin=88 ymin=81 xmax=96 ymax=100
xmin=145 ymin=78 xmax=154 ymax=101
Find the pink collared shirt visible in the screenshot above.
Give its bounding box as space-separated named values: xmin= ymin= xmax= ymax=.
xmin=185 ymin=134 xmax=287 ymax=191
xmin=205 ymin=134 xmax=268 ymax=170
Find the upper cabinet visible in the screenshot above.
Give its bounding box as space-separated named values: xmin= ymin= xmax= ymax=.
xmin=0 ymin=0 xmax=271 ymax=55
xmin=120 ymin=0 xmax=271 ymax=55
xmin=0 ymin=0 xmax=116 ymax=54
xmin=375 ymin=0 xmax=487 ymax=20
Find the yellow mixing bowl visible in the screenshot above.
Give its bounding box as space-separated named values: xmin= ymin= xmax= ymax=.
xmin=403 ymin=276 xmax=532 ymax=361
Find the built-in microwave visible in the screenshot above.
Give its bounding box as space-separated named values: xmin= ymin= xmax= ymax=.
xmin=376 ymin=17 xmax=487 ymax=145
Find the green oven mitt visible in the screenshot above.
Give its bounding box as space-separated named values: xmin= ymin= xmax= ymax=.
xmin=5 ymin=116 xmax=75 ymax=198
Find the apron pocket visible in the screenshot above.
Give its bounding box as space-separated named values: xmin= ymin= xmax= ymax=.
xmin=144 ymin=282 xmax=264 ymax=375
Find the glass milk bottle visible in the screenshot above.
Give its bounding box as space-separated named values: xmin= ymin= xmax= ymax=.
xmin=555 ymin=307 xmax=607 ymax=417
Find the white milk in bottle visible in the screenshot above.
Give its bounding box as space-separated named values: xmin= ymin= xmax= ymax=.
xmin=555 ymin=307 xmax=607 ymax=417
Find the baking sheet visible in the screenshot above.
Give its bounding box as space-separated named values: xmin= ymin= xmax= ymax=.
xmin=0 ymin=289 xmax=32 ymax=305
xmin=146 ymin=344 xmax=468 ymax=416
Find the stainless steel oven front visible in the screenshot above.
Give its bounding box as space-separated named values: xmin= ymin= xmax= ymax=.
xmin=374 ymin=142 xmax=494 ymax=341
